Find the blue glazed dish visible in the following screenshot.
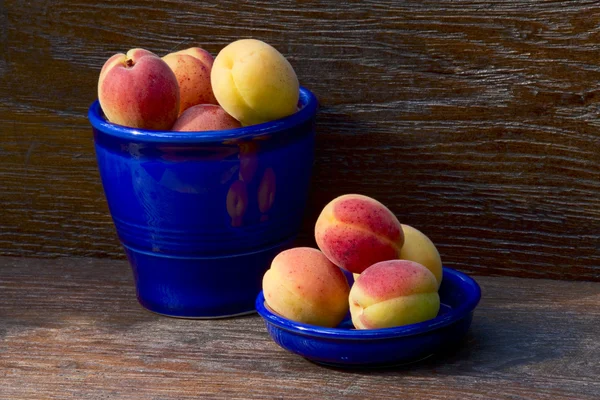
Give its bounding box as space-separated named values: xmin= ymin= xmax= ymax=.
xmin=256 ymin=267 xmax=481 ymax=368
xmin=88 ymin=87 xmax=318 ymax=318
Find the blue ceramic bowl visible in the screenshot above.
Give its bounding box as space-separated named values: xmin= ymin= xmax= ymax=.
xmin=256 ymin=267 xmax=481 ymax=367
xmin=89 ymin=87 xmax=318 ymax=318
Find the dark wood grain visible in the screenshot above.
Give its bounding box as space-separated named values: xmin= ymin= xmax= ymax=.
xmin=1 ymin=1 xmax=599 ymax=280
xmin=0 ymin=256 xmax=598 ymax=399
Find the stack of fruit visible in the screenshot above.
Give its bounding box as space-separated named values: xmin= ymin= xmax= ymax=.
xmin=97 ymin=39 xmax=300 ymax=131
xmin=262 ymin=194 xmax=444 ymax=330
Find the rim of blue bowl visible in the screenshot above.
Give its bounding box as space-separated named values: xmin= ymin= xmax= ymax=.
xmin=88 ymin=86 xmax=318 ymax=144
xmin=255 ymin=267 xmax=481 ymax=340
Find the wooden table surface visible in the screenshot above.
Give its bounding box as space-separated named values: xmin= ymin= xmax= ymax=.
xmin=1 ymin=256 xmax=598 ymax=399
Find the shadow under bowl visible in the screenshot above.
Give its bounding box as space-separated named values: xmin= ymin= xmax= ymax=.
xmin=256 ymin=267 xmax=481 ymax=368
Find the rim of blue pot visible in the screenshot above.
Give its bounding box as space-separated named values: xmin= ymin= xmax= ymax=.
xmin=255 ymin=267 xmax=481 ymax=340
xmin=88 ymin=86 xmax=318 ymax=144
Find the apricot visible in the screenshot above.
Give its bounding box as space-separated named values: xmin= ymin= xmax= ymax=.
xmin=171 ymin=104 xmax=241 ymax=132
xmin=262 ymin=247 xmax=350 ymax=327
xmin=211 ymin=39 xmax=299 ymax=126
xmin=349 ymin=260 xmax=440 ymax=329
xmin=400 ymin=224 xmax=443 ymax=287
xmin=98 ymin=48 xmax=179 ymax=130
xmin=162 ymin=47 xmax=218 ymax=115
xmin=315 ymin=194 xmax=404 ymax=274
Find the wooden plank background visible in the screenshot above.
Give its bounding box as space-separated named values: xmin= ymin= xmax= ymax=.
xmin=0 ymin=0 xmax=598 ymax=280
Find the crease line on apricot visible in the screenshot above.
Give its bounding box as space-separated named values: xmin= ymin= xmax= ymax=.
xmin=229 ymin=65 xmax=268 ymax=121
xmin=325 ymin=221 xmax=403 ymax=253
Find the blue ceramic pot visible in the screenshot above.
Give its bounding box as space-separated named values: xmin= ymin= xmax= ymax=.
xmin=89 ymin=87 xmax=318 ymax=318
